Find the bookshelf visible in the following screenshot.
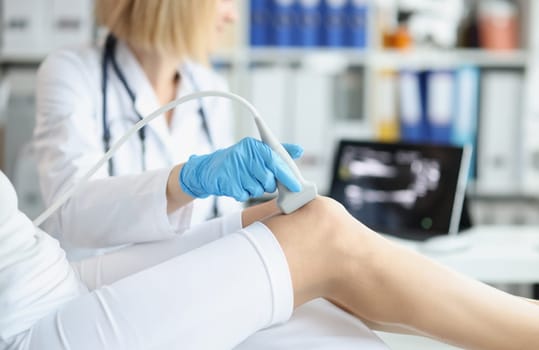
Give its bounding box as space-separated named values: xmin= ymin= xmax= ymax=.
xmin=1 ymin=0 xmax=538 ymax=224
xmin=212 ymin=0 xmax=539 ymax=224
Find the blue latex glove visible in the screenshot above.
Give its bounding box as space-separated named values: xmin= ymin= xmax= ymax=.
xmin=180 ymin=137 xmax=303 ymax=202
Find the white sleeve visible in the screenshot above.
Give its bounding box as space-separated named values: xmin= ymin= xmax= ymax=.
xmin=73 ymin=211 xmax=243 ymax=290
xmin=33 ymin=49 xmax=193 ymax=249
xmin=0 ymin=172 xmax=83 ymax=340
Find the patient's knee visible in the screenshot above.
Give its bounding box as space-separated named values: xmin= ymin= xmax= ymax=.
xmin=264 ymin=196 xmax=377 ymax=300
xmin=263 ymin=196 xmax=349 ymax=261
xmin=287 ymin=196 xmax=359 ymax=261
xmin=296 ymin=196 xmax=346 ymax=229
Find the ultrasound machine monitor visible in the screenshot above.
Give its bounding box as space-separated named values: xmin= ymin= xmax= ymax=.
xmin=329 ymin=140 xmax=471 ymax=241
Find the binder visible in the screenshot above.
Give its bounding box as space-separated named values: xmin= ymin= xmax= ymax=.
xmin=452 ymin=66 xmax=480 ymax=179
xmin=521 ymin=64 xmax=539 ymax=194
xmin=426 ymin=69 xmax=455 ymax=144
xmin=297 ymin=0 xmax=322 ymax=47
xmin=249 ymin=67 xmax=290 ymax=142
xmin=522 ymin=119 xmax=539 ymax=193
xmin=398 ymin=69 xmax=427 ymax=142
xmin=250 ymin=0 xmax=270 ymax=46
xmin=477 ymin=71 xmax=522 ymax=194
xmin=374 ymin=69 xmax=399 ymax=142
xmin=291 ymin=68 xmax=334 ymax=194
xmin=347 ymin=0 xmax=368 ymax=48
xmin=322 ymin=0 xmax=348 ymax=47
xmin=272 ymin=0 xmax=296 ymax=46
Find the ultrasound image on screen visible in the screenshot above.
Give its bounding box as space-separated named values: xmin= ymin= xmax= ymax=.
xmin=329 ymin=142 xmax=465 ymax=239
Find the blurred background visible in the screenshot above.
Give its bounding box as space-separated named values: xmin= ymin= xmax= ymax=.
xmin=0 ymin=1 xmax=538 ymax=348
xmin=4 ymin=0 xmax=538 ymax=227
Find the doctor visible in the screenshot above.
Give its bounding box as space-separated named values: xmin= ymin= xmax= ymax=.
xmin=33 ymin=0 xmax=242 ymax=258
xmin=31 ymin=1 xmax=395 ymax=348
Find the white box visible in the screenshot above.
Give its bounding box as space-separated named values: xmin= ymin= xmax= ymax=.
xmin=50 ymin=0 xmax=94 ymax=49
xmin=2 ymin=0 xmax=50 ymax=57
xmin=2 ymin=0 xmax=94 ymax=58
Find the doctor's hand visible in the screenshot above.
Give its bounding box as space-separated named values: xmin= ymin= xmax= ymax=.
xmin=179 ymin=137 xmax=303 ymax=202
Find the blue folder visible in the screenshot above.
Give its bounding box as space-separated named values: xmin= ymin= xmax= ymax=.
xmin=250 ymin=0 xmax=270 ymax=46
xmin=322 ymin=0 xmax=347 ymax=47
xmin=347 ymin=0 xmax=368 ymax=48
xmin=297 ymin=0 xmax=322 ymax=46
xmin=272 ymin=0 xmax=296 ymax=46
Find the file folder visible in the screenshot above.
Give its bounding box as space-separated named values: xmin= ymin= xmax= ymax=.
xmin=272 ymin=0 xmax=296 ymax=46
xmin=297 ymin=0 xmax=322 ymax=46
xmin=426 ymin=69 xmax=455 ymax=144
xmin=398 ymin=69 xmax=427 ymax=142
xmin=521 ymin=65 xmax=539 ymax=194
xmin=292 ymin=68 xmax=334 ymax=193
xmin=374 ymin=69 xmax=400 ymax=142
xmin=250 ymin=0 xmax=270 ymax=46
xmin=452 ymin=66 xmax=480 ymax=179
xmin=322 ymin=0 xmax=347 ymax=47
xmin=347 ymin=0 xmax=368 ymax=48
xmin=477 ymin=70 xmax=522 ymax=193
xmin=249 ymin=67 xmax=290 ymax=141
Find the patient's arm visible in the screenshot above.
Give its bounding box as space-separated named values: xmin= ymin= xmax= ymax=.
xmin=168 ymin=162 xmax=280 ymax=222
xmin=166 ymin=164 xmax=193 ymax=213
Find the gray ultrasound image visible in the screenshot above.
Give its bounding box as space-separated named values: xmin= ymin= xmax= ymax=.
xmin=331 ymin=143 xmax=463 ymax=239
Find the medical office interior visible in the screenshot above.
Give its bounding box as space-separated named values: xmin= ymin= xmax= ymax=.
xmin=1 ymin=0 xmax=539 ymax=349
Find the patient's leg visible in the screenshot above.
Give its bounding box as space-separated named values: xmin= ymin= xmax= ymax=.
xmin=29 ymin=221 xmax=296 ymax=349
xmin=30 ymin=196 xmax=539 ymax=350
xmin=263 ymin=196 xmax=539 ymax=350
xmin=68 ymin=199 xmax=388 ymax=350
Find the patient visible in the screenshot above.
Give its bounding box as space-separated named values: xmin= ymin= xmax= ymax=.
xmin=2 ymin=138 xmax=539 ymax=350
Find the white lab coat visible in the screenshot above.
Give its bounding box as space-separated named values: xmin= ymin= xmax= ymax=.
xmin=33 ymin=40 xmax=242 ymax=259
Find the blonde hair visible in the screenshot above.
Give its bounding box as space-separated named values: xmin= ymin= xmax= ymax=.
xmin=95 ymin=0 xmax=217 ymax=63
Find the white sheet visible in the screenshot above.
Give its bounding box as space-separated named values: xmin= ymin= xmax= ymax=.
xmin=236 ymin=298 xmax=390 ymax=350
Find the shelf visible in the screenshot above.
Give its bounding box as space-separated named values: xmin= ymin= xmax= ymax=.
xmin=212 ymin=47 xmax=369 ymax=65
xmin=368 ymin=49 xmax=530 ymax=68
xmin=7 ymin=47 xmax=525 ymax=69
xmin=247 ymin=47 xmax=369 ymax=64
xmin=466 ymin=185 xmax=539 ymax=202
xmin=212 ymin=47 xmax=529 ymax=68
xmin=0 ymin=53 xmax=46 ymax=65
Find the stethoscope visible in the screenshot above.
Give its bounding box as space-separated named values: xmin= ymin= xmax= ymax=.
xmin=101 ymin=33 xmax=215 ymax=177
xmin=101 ymin=34 xmax=218 ymax=216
